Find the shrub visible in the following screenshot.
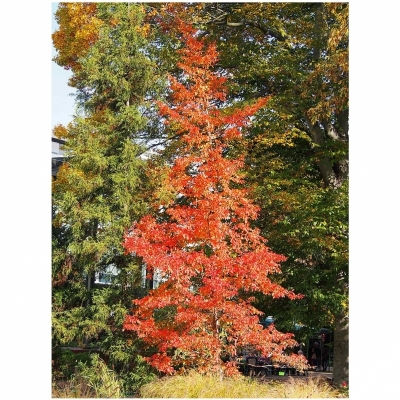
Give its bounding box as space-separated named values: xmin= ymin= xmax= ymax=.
xmin=118 ymin=358 xmax=158 ymax=397
xmin=52 ymin=353 xmax=124 ymax=398
xmin=52 ymin=348 xmax=92 ymax=380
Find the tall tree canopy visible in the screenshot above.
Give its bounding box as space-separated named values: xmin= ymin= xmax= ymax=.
xmin=147 ymin=2 xmax=349 ymax=385
xmin=123 ymin=19 xmax=306 ymax=377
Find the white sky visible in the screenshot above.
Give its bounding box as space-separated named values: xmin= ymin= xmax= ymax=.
xmin=1 ymin=1 xmax=399 ymax=399
xmin=51 ymin=2 xmax=75 ymax=128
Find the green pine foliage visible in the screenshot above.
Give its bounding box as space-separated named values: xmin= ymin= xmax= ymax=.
xmin=52 ymin=2 xmax=161 ymax=387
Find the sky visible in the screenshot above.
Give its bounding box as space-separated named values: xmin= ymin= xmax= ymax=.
xmin=1 ymin=1 xmax=399 ymax=398
xmin=52 ymin=2 xmax=75 ymax=128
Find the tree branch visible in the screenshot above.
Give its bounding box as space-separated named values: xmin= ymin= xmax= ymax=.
xmin=204 ymin=10 xmax=287 ymax=42
xmin=304 ymin=116 xmax=341 ymax=189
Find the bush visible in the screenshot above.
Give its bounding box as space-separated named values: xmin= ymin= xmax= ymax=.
xmin=52 ymin=353 xmax=124 ymax=398
xmin=139 ymin=371 xmax=346 ymax=398
xmin=119 ymin=360 xmax=158 ymax=397
xmin=52 ymin=348 xmax=92 ymax=380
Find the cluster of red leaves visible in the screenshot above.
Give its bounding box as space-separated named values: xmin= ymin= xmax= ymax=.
xmin=123 ymin=19 xmax=304 ymax=376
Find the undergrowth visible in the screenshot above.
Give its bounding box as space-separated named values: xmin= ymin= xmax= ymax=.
xmin=52 ymin=353 xmax=124 ymax=398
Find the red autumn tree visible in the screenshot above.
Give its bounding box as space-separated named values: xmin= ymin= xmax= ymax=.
xmin=123 ymin=20 xmax=306 ymax=376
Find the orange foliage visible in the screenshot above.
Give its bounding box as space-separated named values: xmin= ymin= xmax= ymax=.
xmin=123 ymin=19 xmax=304 ymax=376
xmin=52 ymin=3 xmax=102 ymax=73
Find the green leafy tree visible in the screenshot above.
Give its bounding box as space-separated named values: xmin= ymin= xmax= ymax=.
xmin=213 ymin=3 xmax=348 ymax=386
xmin=152 ymin=2 xmax=349 ymax=386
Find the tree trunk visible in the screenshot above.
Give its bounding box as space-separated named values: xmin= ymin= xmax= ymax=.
xmin=332 ymin=311 xmax=349 ymax=387
xmin=213 ymin=310 xmax=224 ymax=380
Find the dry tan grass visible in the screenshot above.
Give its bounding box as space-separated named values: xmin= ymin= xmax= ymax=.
xmin=52 ymin=379 xmax=97 ymax=398
xmin=139 ymin=371 xmax=346 ymax=398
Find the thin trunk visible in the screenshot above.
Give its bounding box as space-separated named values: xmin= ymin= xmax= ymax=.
xmin=312 ymin=3 xmax=323 ymax=62
xmin=85 ymin=221 xmax=98 ymax=310
xmin=213 ymin=309 xmax=224 ymax=380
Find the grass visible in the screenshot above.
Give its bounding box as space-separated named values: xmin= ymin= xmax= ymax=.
xmin=139 ymin=371 xmax=347 ymax=398
xmin=52 ymin=379 xmax=97 ymax=398
xmin=52 ymin=374 xmax=124 ymax=398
